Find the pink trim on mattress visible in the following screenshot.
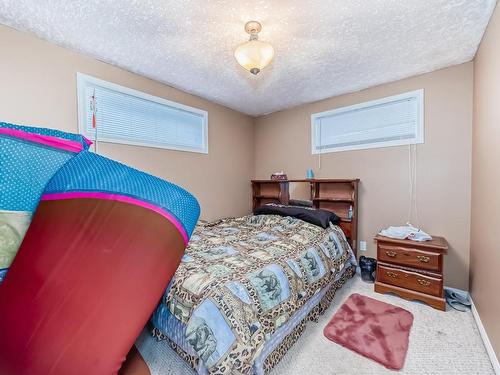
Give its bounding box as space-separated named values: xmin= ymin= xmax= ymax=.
xmin=41 ymin=192 xmax=188 ymax=245
xmin=82 ymin=136 xmax=93 ymax=146
xmin=0 ymin=128 xmax=84 ymax=153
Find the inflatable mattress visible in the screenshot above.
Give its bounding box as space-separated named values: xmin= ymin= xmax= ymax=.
xmin=0 ymin=143 xmax=200 ymax=374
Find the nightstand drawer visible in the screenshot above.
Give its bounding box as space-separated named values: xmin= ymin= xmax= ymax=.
xmin=377 ymin=244 xmax=442 ymax=272
xmin=377 ymin=264 xmax=443 ymax=297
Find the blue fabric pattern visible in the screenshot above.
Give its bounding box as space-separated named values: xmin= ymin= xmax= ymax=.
xmin=0 ymin=134 xmax=78 ymax=212
xmin=0 ymin=122 xmax=90 ymax=283
xmin=44 ymin=151 xmax=200 ymax=237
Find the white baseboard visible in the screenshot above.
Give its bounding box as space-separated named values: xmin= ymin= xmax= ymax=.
xmin=471 ymin=297 xmax=500 ymax=375
xmin=444 ymin=286 xmax=499 ymax=374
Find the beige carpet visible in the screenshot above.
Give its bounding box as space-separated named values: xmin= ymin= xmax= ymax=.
xmin=137 ymin=275 xmax=494 ymax=374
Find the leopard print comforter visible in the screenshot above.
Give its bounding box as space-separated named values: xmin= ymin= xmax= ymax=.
xmin=152 ymin=214 xmax=355 ymax=374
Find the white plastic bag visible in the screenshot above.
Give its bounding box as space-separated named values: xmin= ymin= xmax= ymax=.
xmin=379 ymin=223 xmax=432 ymax=242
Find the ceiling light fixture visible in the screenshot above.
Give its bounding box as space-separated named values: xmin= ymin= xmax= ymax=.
xmin=234 ymin=21 xmax=274 ymax=75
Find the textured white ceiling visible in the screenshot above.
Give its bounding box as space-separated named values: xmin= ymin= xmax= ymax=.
xmin=0 ymin=0 xmax=496 ymax=116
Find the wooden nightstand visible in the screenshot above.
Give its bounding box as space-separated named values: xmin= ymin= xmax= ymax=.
xmin=374 ymin=234 xmax=448 ymax=311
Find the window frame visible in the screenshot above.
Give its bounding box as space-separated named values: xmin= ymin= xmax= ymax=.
xmin=311 ymin=89 xmax=424 ymax=154
xmin=77 ymin=72 xmax=209 ymax=154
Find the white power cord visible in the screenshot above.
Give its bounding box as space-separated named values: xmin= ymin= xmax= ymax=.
xmin=318 ymin=119 xmax=322 ymax=170
xmin=407 ymin=143 xmax=420 ymax=227
xmin=91 ymin=88 xmax=99 ymax=154
xmin=94 ymin=120 xmax=99 ymax=154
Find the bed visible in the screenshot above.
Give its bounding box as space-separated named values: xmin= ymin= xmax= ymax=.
xmin=148 ymin=179 xmax=359 ymax=375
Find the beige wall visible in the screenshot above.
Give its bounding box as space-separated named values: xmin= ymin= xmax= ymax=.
xmin=471 ymin=3 xmax=500 ymax=357
xmin=0 ymin=25 xmax=254 ymax=221
xmin=254 ymin=63 xmax=473 ymax=290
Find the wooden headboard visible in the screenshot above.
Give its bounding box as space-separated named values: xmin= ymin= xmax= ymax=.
xmin=251 ymin=179 xmax=360 ymax=257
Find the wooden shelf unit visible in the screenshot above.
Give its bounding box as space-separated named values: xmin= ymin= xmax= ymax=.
xmin=251 ymin=180 xmax=289 ymax=210
xmin=251 ymin=178 xmax=360 ymax=256
xmin=310 ymin=179 xmax=359 ymax=254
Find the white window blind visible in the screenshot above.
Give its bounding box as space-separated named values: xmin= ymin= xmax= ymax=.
xmin=77 ymin=73 xmax=208 ymax=153
xmin=311 ymin=90 xmax=424 ymax=154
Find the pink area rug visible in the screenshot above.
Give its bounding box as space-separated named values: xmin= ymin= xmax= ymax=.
xmin=324 ymin=293 xmax=414 ymax=370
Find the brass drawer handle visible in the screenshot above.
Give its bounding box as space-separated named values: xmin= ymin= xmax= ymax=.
xmin=385 ymin=251 xmax=397 ymax=257
xmin=416 ymin=278 xmax=431 ymax=286
xmin=417 ymin=255 xmax=430 ymax=263
xmin=386 ymin=271 xmax=398 ymax=278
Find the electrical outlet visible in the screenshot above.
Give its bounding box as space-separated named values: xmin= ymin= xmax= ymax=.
xmin=359 ymin=241 xmax=367 ymax=252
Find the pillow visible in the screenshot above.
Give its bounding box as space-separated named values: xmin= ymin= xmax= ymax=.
xmin=255 ymin=203 xmax=340 ymax=228
xmin=289 ymin=199 xmax=313 ymax=207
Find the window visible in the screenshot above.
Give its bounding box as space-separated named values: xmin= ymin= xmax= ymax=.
xmin=311 ymin=89 xmax=424 ymax=154
xmin=77 ymin=73 xmax=208 ymax=154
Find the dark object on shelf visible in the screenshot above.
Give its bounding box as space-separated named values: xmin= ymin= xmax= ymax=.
xmin=289 ymin=198 xmax=313 ymax=207
xmin=359 ymin=256 xmax=377 ymax=283
xmin=271 ymin=173 xmax=288 ymax=180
